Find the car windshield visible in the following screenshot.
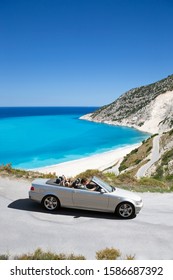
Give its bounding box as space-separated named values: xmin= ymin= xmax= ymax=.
xmin=92 ymin=176 xmax=115 ymax=192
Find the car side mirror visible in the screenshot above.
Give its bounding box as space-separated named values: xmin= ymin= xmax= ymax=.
xmin=100 ymin=189 xmax=105 ymax=194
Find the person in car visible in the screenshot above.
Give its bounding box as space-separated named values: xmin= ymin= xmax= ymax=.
xmin=78 ymin=178 xmax=97 ymax=191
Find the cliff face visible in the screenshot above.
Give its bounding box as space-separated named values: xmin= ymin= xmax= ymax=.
xmin=81 ymin=74 xmax=173 ymax=133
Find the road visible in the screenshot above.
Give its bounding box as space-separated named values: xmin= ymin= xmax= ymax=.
xmin=136 ymin=135 xmax=160 ymax=178
xmin=0 ymin=176 xmax=173 ymax=259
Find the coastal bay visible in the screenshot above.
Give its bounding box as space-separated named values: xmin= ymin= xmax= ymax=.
xmin=0 ymin=107 xmax=148 ymax=173
xmin=32 ymin=143 xmax=140 ymax=177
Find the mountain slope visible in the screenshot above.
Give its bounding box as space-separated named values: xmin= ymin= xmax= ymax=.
xmin=81 ymin=74 xmax=173 ymax=133
xmin=117 ymin=130 xmax=173 ymax=180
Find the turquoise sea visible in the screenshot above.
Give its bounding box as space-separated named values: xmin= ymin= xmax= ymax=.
xmin=0 ymin=107 xmax=149 ymax=169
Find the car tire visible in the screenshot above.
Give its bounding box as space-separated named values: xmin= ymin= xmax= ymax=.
xmin=116 ymin=202 xmax=135 ymax=219
xmin=42 ymin=195 xmax=60 ymax=211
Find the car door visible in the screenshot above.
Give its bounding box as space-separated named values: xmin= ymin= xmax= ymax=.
xmin=72 ymin=188 xmax=109 ymax=211
xmin=53 ymin=186 xmax=74 ymax=207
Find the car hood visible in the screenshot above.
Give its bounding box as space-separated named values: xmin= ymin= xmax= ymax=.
xmin=110 ymin=187 xmax=141 ymax=201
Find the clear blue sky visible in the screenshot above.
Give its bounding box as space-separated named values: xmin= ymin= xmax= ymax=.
xmin=0 ymin=0 xmax=173 ymax=106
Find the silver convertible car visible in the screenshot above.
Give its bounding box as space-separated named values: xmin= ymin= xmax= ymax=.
xmin=29 ymin=176 xmax=143 ymax=219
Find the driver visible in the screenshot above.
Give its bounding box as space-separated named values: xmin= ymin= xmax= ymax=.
xmin=77 ymin=178 xmax=97 ymax=191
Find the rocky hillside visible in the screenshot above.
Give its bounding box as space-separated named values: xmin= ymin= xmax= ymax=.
xmin=81 ymin=74 xmax=173 ymax=133
xmin=147 ymin=129 xmax=173 ymax=178
xmin=81 ymin=74 xmax=173 ymax=180
xmin=116 ymin=129 xmax=173 ymax=180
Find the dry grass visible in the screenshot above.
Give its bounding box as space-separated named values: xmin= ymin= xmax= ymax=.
xmin=96 ymin=248 xmax=121 ymax=260
xmin=0 ymin=163 xmax=56 ymax=180
xmin=15 ymin=248 xmax=86 ymax=260
xmin=95 ymin=247 xmax=135 ymax=260
xmin=0 ymin=248 xmax=134 ymax=260
xmin=119 ymin=136 xmax=153 ymax=172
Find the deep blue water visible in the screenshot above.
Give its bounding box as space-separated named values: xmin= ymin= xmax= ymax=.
xmin=0 ymin=107 xmax=149 ymax=169
xmin=0 ymin=106 xmax=98 ymax=118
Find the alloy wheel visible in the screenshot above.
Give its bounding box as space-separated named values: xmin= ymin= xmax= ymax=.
xmin=43 ymin=196 xmax=59 ymax=211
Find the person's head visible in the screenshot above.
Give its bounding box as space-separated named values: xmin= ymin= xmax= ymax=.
xmin=81 ymin=178 xmax=88 ymax=185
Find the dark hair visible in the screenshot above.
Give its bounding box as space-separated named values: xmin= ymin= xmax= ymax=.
xmin=81 ymin=178 xmax=87 ymax=184
xmin=71 ymin=178 xmax=81 ymax=188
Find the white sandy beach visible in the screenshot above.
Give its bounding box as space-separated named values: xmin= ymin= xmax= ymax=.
xmin=33 ymin=143 xmax=140 ymax=177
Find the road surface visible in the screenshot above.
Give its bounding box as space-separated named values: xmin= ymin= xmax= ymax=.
xmin=0 ymin=176 xmax=173 ymax=259
xmin=136 ymin=135 xmax=160 ymax=178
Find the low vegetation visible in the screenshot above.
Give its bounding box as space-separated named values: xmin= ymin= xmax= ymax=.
xmin=0 ymin=254 xmax=9 ymax=260
xmin=1 ymin=162 xmax=173 ymax=192
xmin=96 ymin=247 xmax=135 ymax=260
xmin=14 ymin=248 xmax=85 ymax=260
xmin=75 ymin=169 xmax=173 ymax=192
xmin=154 ymin=148 xmax=173 ymax=179
xmin=0 ymin=163 xmax=56 ymax=180
xmin=0 ymin=247 xmax=134 ymax=260
xmin=119 ymin=135 xmax=155 ymax=173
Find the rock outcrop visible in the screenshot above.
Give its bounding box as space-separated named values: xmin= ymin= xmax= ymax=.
xmin=81 ymin=74 xmax=173 ymax=133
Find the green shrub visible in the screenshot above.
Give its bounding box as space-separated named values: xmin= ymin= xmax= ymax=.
xmin=119 ymin=164 xmax=128 ymax=172
xmin=162 ymin=148 xmax=173 ymax=165
xmin=135 ymin=159 xmax=142 ymax=165
xmin=165 ymin=174 xmax=173 ymax=181
xmin=169 ymin=128 xmax=173 ymax=136
xmin=154 ymin=166 xmax=163 ymax=179
xmin=146 ymin=146 xmax=152 ymax=153
xmin=129 ymin=148 xmax=139 ymax=155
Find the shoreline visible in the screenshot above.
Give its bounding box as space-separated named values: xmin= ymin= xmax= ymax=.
xmin=80 ymin=114 xmax=154 ymax=134
xmin=32 ymin=143 xmax=141 ymax=177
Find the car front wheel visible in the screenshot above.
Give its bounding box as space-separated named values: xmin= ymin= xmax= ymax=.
xmin=116 ymin=202 xmax=135 ymax=219
xmin=42 ymin=195 xmax=60 ymax=211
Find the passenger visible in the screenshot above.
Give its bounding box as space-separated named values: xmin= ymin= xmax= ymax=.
xmin=56 ymin=175 xmax=69 ymax=186
xmin=71 ymin=178 xmax=81 ymax=188
xmin=55 ymin=177 xmax=63 ymax=184
xmin=65 ymin=178 xmax=72 ymax=187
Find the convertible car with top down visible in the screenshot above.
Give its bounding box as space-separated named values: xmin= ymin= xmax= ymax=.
xmin=29 ymin=176 xmax=143 ymax=219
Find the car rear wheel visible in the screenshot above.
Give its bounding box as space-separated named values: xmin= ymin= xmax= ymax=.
xmin=42 ymin=195 xmax=60 ymax=211
xmin=116 ymin=202 xmax=135 ymax=219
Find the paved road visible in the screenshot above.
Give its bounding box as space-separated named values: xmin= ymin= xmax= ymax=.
xmin=136 ymin=135 xmax=160 ymax=178
xmin=0 ymin=177 xmax=173 ymax=259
